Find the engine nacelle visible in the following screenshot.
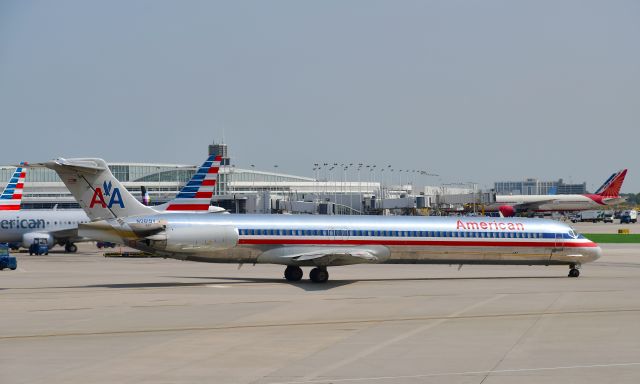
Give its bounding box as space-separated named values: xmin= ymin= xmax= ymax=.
xmin=498 ymin=205 xmax=516 ymax=217
xmin=22 ymin=232 xmax=55 ymax=248
xmin=153 ymin=224 xmax=239 ymax=253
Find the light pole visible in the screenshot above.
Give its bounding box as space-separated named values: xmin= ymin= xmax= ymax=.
xmin=273 ymin=164 xmax=279 ymax=200
xmin=250 ymin=164 xmax=255 ymax=192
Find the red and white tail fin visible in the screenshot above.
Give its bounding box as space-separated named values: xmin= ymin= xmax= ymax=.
xmin=0 ymin=162 xmax=27 ymax=211
xmin=595 ymin=169 xmax=627 ymax=198
xmin=159 ymin=153 xmax=221 ymax=211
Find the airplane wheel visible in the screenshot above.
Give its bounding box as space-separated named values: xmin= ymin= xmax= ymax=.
xmin=310 ymin=267 xmax=329 ymax=283
xmin=65 ymin=243 xmax=78 ymax=253
xmin=568 ymin=268 xmax=580 ymax=278
xmin=284 ymin=266 xmax=303 ymax=281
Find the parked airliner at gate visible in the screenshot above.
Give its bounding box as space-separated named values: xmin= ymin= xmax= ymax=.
xmin=44 ymin=158 xmax=601 ymax=282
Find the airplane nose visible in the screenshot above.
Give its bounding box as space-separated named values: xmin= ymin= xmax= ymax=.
xmin=588 ymin=243 xmax=603 ymax=262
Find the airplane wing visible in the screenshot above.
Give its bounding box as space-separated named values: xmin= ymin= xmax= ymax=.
xmin=47 ymin=228 xmax=78 ymax=239
xmin=260 ymin=245 xmax=390 ymax=266
xmin=47 ymin=227 xmax=92 ymax=243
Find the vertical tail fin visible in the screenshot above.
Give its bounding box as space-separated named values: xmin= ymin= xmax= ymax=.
xmin=45 ymin=158 xmax=156 ymax=220
xmin=595 ymin=169 xmax=627 ymax=198
xmin=0 ymin=162 xmax=27 ymax=211
xmin=141 ymin=186 xmax=151 ymax=206
xmin=159 ymin=153 xmax=221 ymax=211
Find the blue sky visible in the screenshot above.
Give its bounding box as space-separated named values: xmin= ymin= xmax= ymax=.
xmin=1 ymin=1 xmax=638 ymax=192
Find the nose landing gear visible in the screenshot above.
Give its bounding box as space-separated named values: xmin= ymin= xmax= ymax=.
xmin=568 ymin=264 xmax=580 ymax=278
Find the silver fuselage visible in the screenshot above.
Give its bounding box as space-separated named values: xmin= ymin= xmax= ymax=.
xmin=90 ymin=214 xmax=601 ymax=267
xmin=0 ymin=210 xmax=90 ymax=246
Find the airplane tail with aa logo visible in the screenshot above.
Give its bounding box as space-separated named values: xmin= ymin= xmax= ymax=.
xmin=45 ymin=158 xmax=155 ymax=221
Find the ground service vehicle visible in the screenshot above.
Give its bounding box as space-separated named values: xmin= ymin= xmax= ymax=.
xmin=0 ymin=243 xmax=17 ymax=270
xmin=28 ymin=238 xmax=49 ymax=255
xmin=621 ymin=210 xmax=638 ymax=224
xmin=579 ymin=210 xmax=604 ymax=223
xmin=603 ymin=211 xmax=615 ymax=223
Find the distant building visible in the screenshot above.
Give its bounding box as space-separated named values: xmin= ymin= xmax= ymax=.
xmin=494 ymin=178 xmax=587 ymax=195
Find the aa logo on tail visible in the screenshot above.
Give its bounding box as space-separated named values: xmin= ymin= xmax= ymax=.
xmin=90 ymin=180 xmax=125 ymax=209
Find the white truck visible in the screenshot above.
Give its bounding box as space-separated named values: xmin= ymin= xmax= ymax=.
xmin=577 ymin=210 xmax=604 ymax=223
xmin=620 ymin=210 xmax=638 ymax=224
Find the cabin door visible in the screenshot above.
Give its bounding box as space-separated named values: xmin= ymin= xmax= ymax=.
xmin=554 ymin=233 xmax=564 ymax=252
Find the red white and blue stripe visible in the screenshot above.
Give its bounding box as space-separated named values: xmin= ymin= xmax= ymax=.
xmin=165 ymin=154 xmax=221 ymax=211
xmin=236 ymin=227 xmax=598 ymax=248
xmin=0 ymin=162 xmax=27 ymax=211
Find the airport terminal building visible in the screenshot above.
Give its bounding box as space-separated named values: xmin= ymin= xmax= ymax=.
xmin=495 ymin=178 xmax=587 ymax=195
xmin=0 ymin=162 xmax=383 ymax=213
xmin=0 ymin=143 xmax=386 ymax=214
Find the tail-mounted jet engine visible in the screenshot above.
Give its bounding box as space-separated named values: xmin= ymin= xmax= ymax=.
xmin=145 ymin=223 xmax=239 ymax=253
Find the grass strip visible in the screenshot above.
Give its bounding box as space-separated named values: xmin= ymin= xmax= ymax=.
xmin=582 ymin=233 xmax=640 ymax=243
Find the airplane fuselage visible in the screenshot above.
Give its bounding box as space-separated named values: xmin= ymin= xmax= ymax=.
xmin=490 ymin=194 xmax=624 ymax=212
xmin=0 ymin=210 xmax=90 ymax=246
xmin=87 ymin=214 xmax=601 ymax=267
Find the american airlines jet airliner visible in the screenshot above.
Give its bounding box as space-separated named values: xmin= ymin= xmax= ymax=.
xmin=43 ymin=158 xmax=601 ymax=282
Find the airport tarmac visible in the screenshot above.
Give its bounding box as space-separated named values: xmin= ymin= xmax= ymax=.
xmin=1 ymin=243 xmax=640 ymax=384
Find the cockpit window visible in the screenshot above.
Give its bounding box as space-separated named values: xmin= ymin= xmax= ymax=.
xmin=568 ymin=229 xmax=578 ymax=239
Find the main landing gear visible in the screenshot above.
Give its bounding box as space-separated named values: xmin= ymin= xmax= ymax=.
xmin=309 ymin=267 xmax=329 ymax=283
xmin=65 ymin=243 xmax=78 ymax=253
xmin=568 ymin=263 xmax=580 ymax=278
xmin=283 ymin=266 xmax=329 ymax=283
xmin=284 ymin=266 xmax=303 ymax=282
